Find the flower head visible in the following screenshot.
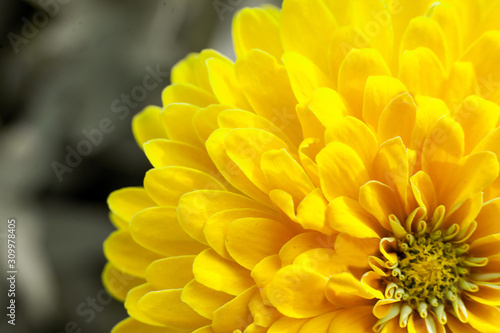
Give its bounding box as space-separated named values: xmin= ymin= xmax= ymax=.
xmin=103 ymin=0 xmax=500 ymax=332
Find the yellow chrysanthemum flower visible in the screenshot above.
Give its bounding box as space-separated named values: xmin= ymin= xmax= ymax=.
xmin=102 ymin=0 xmax=500 ymax=332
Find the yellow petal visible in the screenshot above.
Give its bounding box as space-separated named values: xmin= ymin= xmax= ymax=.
xmin=463 ymin=299 xmax=500 ymax=333
xmin=212 ymin=286 xmax=258 ymax=333
xmin=177 ymin=189 xmax=270 ymax=244
xmin=293 ymin=248 xmax=347 ymax=277
xmin=446 ymin=315 xmax=481 ymax=333
xmin=125 ymin=284 xmax=164 ymax=327
xmin=325 ymin=116 xmax=378 ymax=169
xmin=362 ymin=76 xmax=408 ymax=132
xmin=462 ymin=31 xmax=500 ymax=103
xmin=400 ymin=17 xmax=449 ymax=69
xmin=248 ymin=292 xmax=282 ymax=328
xmin=298 ymin=138 xmax=322 ymax=188
xmin=145 ymin=256 xmax=195 ymax=290
xmin=298 ymin=312 xmax=337 ymax=332
xmin=442 ymin=152 xmax=498 ymax=213
xmin=328 ymin=306 xmax=378 ymax=332
xmin=377 ymin=92 xmax=417 ymax=148
xmin=206 ymin=57 xmax=251 ymax=110
xmin=444 ymin=62 xmax=478 ymax=108
xmin=192 ymin=326 xmax=216 ymax=333
xmin=469 ymin=234 xmax=500 ymax=258
xmin=130 ymin=206 xmax=206 ymax=256
xmin=334 ymin=233 xmax=379 ymax=269
xmin=218 ymin=109 xmax=295 ymax=150
xmin=162 ymin=83 xmax=216 ymax=108
xmin=268 ymin=265 xmax=336 ymax=318
xmin=226 ymin=217 xmax=295 ymax=270
xmin=138 ymin=289 xmax=211 ymax=330
xmin=411 ymin=95 xmax=450 ymax=152
xmin=204 ymin=208 xmax=275 ymax=260
xmin=193 ymin=248 xmax=254 ymax=296
xmin=224 ymin=128 xmax=289 ymax=193
xmin=132 ymin=106 xmax=168 ymax=148
xmin=235 ymin=50 xmax=301 ymax=146
xmin=280 ymin=0 xmax=337 ymax=74
xmin=160 ymin=103 xmax=202 ymax=147
xmin=282 ymin=51 xmax=334 ymax=104
xmin=233 ymin=7 xmax=282 ymax=60
xmin=144 ymin=166 xmax=226 ymax=206
xmin=109 ymin=212 xmax=129 ymax=230
xmin=428 ymin=2 xmax=461 ymax=63
xmin=104 ymin=230 xmax=163 ymax=278
xmin=470 ymin=198 xmax=500 ymax=242
xmin=325 ymin=273 xmax=374 ymax=307
xmin=192 ymin=104 xmax=231 ymax=143
xmin=466 ymin=283 xmax=500 ymax=306
xmin=112 ymin=318 xmax=182 ymax=333
xmin=279 ymin=232 xmax=335 ymax=267
xmin=398 ymin=47 xmax=446 ymax=97
xmin=268 ymin=317 xmax=308 ymax=333
xmin=108 ymin=187 xmax=156 ymax=223
xmin=171 ymin=49 xmax=231 ymax=93
xmin=251 ymin=254 xmax=281 ymax=303
xmin=181 ymin=279 xmax=234 ymax=320
xmin=338 ymin=48 xmax=391 ymax=118
xmin=206 ymin=128 xmax=272 ymax=206
xmin=371 ymin=137 xmax=410 ymax=211
xmin=410 ymin=171 xmax=437 ymax=216
xmin=472 ymin=126 xmax=500 ymax=201
xmin=102 ymin=263 xmax=145 ymax=302
xmin=296 ymin=189 xmax=334 ymax=235
xmin=453 ymin=95 xmax=500 ymax=154
xmin=143 ymin=139 xmax=216 ymax=173
xmin=326 ymin=197 xmax=384 ymax=239
xmin=421 ymin=116 xmax=464 ymax=191
xmin=317 ymin=142 xmax=370 ymax=201
xmin=261 ymin=148 xmax=315 ymax=203
xmin=359 ymin=181 xmax=403 ymax=230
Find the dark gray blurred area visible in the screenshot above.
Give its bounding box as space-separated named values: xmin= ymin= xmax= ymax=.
xmin=0 ymin=0 xmax=280 ymax=332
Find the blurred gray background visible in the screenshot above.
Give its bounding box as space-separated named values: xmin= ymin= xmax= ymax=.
xmin=0 ymin=0 xmax=280 ymax=332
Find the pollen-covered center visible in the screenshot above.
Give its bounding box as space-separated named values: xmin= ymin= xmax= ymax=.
xmin=395 ymin=233 xmax=464 ymax=308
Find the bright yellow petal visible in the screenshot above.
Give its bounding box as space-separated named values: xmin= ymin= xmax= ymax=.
xmin=328 ymin=306 xmax=378 ymax=332
xmin=130 ymin=206 xmax=206 ymax=256
xmin=125 ymin=284 xmax=164 ymax=327
xmin=326 ymin=196 xmax=384 ymax=239
xmin=177 ymin=189 xmax=271 ymax=244
xmin=377 ymin=92 xmax=417 ymax=148
xmin=235 ymin=49 xmax=302 ymax=145
xmin=268 ymin=265 xmax=336 ymax=318
xmin=233 ymin=7 xmax=282 ymax=60
xmin=398 ymin=47 xmax=446 ymax=97
xmin=181 ymin=279 xmax=234 ymax=320
xmin=359 ymin=181 xmax=403 ymax=230
xmin=192 ymin=104 xmax=231 ymax=143
xmin=143 ymin=139 xmax=216 ymax=173
xmin=299 ymin=312 xmax=337 ymax=332
xmin=112 ymin=318 xmax=182 ymax=333
xmin=226 ymin=217 xmax=295 ymax=270
xmin=160 ymin=103 xmax=202 ymax=147
xmin=268 ymin=317 xmax=308 ymax=333
xmin=102 ymin=263 xmax=145 ymax=302
xmin=212 ymin=286 xmax=258 ymax=333
xmin=132 ymin=106 xmax=168 ymax=148
xmin=463 ymin=299 xmax=500 ymax=332
xmin=325 ymin=273 xmax=374 ymax=307
xmin=282 ymin=51 xmax=334 ymax=104
xmin=144 ymin=166 xmax=226 ymax=206
xmin=317 ymin=142 xmax=370 ymax=201
xmin=193 ymin=248 xmax=254 ymax=296
xmin=162 ymin=83 xmax=216 ymax=108
xmin=280 ymin=0 xmax=337 ymax=74
xmin=108 ymin=187 xmax=156 ymax=223
xmin=104 ymin=230 xmax=162 ymax=277
xmin=453 ymin=95 xmax=500 ymax=154
xmin=145 ymin=256 xmax=195 ymax=290
xmin=338 ymin=48 xmax=391 ymax=118
xmin=362 ymin=76 xmax=407 ymax=132
xmin=325 ymin=116 xmax=378 ymax=170
xmin=137 ymin=289 xmax=211 ymax=330
xmin=206 ymin=57 xmax=251 ymax=110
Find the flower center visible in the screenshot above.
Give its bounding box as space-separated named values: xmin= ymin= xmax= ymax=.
xmin=394 ymin=233 xmax=464 ymax=308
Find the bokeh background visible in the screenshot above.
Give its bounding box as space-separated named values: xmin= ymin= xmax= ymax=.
xmin=0 ymin=0 xmax=281 ymax=332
